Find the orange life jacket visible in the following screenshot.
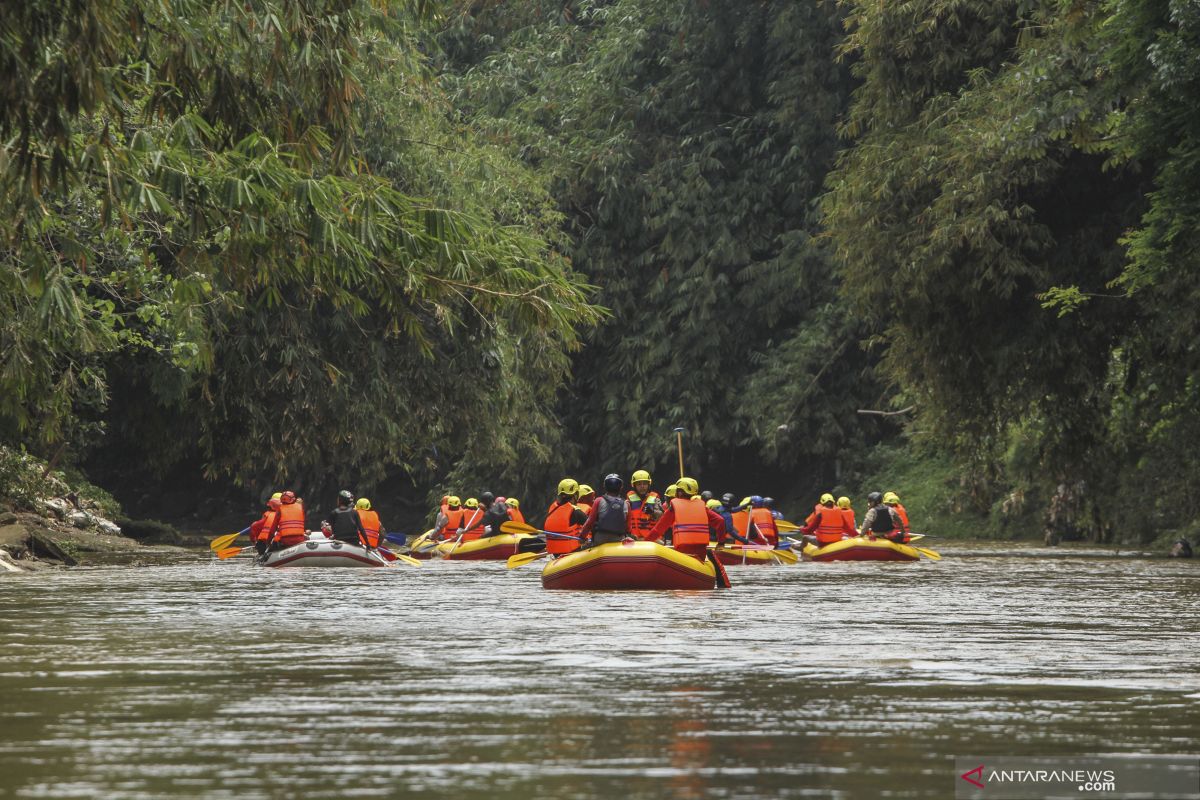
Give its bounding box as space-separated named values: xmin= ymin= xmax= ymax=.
xmin=894 ymin=503 xmax=910 ymax=532
xmin=544 ymin=500 xmax=581 ymax=554
xmin=625 ymin=490 xmax=659 ymax=538
xmin=438 ymin=506 xmax=463 ymax=537
xmin=839 ymin=507 xmax=857 ymax=531
xmin=358 ymin=509 xmax=381 ymax=548
xmin=750 ymin=507 xmax=779 ymax=546
xmin=252 ymin=510 xmax=276 ymax=542
xmin=274 ymin=502 xmax=306 ymax=542
xmin=459 ymin=508 xmax=485 ymax=541
xmin=670 ymin=498 xmax=711 ymax=551
xmin=731 ymin=509 xmax=752 ymax=542
xmin=810 ymin=505 xmax=848 ymax=545
xmin=508 ymin=507 xmax=526 ymax=525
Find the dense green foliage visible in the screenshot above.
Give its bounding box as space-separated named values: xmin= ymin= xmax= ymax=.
xmin=5 ymin=0 xmax=1200 ymax=543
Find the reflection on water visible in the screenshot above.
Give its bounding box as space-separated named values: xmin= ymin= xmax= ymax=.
xmin=1 ymin=545 xmax=1197 ymax=798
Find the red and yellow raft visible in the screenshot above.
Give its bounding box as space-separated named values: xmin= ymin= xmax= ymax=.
xmin=802 ymin=536 xmax=920 ymax=562
xmin=542 ymin=540 xmax=717 ymax=590
xmin=710 ymin=543 xmax=793 ymax=566
xmin=406 ymin=529 xmax=536 ymax=561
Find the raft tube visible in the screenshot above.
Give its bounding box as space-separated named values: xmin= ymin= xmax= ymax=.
xmin=435 ymin=533 xmax=535 ymax=561
xmin=711 ymin=544 xmax=787 ymax=566
xmin=802 ymin=536 xmax=920 ymax=562
xmin=262 ymin=534 xmax=390 ymax=568
xmin=542 ymin=540 xmax=716 ymax=590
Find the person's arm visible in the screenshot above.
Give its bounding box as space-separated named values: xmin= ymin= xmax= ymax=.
xmin=706 ymin=508 xmax=726 ymax=542
xmin=858 ymin=507 xmax=876 ymax=538
xmin=569 ymin=507 xmax=589 ymax=527
xmin=579 ymin=502 xmax=600 ymax=535
xmin=647 ymin=504 xmax=676 ymax=541
xmin=801 ymin=509 xmax=820 ymax=535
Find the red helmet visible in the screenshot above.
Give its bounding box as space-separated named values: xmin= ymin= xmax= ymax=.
xmin=268 ymin=498 xmax=282 ymax=510
xmin=281 ymin=490 xmax=296 ymax=504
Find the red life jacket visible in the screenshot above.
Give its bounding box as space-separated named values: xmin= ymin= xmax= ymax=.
xmin=750 ymin=507 xmax=779 ymax=546
xmin=459 ymin=508 xmax=485 ymax=541
xmin=358 ymin=509 xmax=381 ymax=548
xmin=670 ymin=498 xmax=711 ymax=551
xmin=625 ymin=490 xmax=660 ymax=538
xmin=544 ymin=500 xmax=581 ymax=554
xmin=274 ymin=502 xmax=306 ymax=544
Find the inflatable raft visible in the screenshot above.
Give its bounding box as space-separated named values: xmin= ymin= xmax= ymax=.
xmin=262 ymin=534 xmax=390 ymax=568
xmin=542 ymin=540 xmax=717 ymax=590
xmin=802 ymin=536 xmax=920 ymax=562
xmin=405 ymin=530 xmax=441 ymax=560
xmin=711 ymin=544 xmax=788 ymax=566
xmin=434 ymin=533 xmax=535 ymax=561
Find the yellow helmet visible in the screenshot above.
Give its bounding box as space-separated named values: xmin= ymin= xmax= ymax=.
xmin=706 ymin=498 xmax=722 ymax=510
xmin=883 ymin=491 xmax=900 ymax=505
xmin=740 ymin=496 xmax=752 ymax=508
xmin=631 ymin=469 xmax=651 ymax=484
xmin=665 ymin=484 xmax=678 ymax=498
xmin=505 ymin=497 xmax=520 ymax=509
xmin=820 ymin=492 xmax=835 ymax=505
xmin=578 ymin=484 xmax=595 ymax=498
xmin=557 ymin=478 xmax=579 ymax=496
xmin=447 ymin=495 xmax=461 ymax=507
xmin=271 ymin=492 xmax=283 ymax=501
xmin=355 ymin=498 xmax=371 ymax=511
xmin=837 ymin=496 xmax=851 ymax=509
xmin=677 ymin=477 xmax=699 ymax=496
xmin=465 ymin=497 xmax=479 ymax=508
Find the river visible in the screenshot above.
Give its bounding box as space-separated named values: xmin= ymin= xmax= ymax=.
xmin=1 ymin=544 xmax=1197 ymax=798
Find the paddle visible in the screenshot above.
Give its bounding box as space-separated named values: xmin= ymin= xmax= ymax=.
xmin=209 ymin=527 xmax=252 ymax=551
xmin=774 ymin=520 xmax=802 ymax=533
xmin=506 ymin=550 xmax=550 ymax=569
xmin=914 ymin=546 xmax=941 ymax=561
xmin=500 ymin=520 xmax=584 ymax=541
xmin=769 ymin=548 xmax=799 ymax=565
xmin=377 ymin=546 xmax=422 ymax=567
xmin=216 ymin=545 xmax=253 ymax=560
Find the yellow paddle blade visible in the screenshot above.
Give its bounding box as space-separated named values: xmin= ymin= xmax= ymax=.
xmin=209 ymin=532 xmax=242 ymax=551
xmin=506 ymin=551 xmax=548 ymax=570
xmin=770 ymin=548 xmax=800 ymax=565
xmin=393 ymin=552 xmax=422 ymax=566
xmin=500 ymin=520 xmax=539 ymax=536
xmin=774 ymin=520 xmax=801 ymax=532
xmin=216 ymin=546 xmax=248 ymax=560
xmin=915 ymin=546 xmax=941 ymax=561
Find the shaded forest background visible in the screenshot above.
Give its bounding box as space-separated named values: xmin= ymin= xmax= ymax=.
xmin=3 ymin=0 xmax=1199 ymax=544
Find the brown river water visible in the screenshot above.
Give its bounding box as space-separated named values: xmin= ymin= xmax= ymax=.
xmin=1 ymin=543 xmax=1197 ymax=799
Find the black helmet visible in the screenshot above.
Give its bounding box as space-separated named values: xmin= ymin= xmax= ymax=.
xmin=338 ymin=489 xmax=353 ymax=505
xmin=603 ymin=473 xmax=623 ymax=494
xmin=867 ymin=491 xmax=883 ymax=505
xmin=720 ymin=493 xmax=735 ymax=506
xmin=700 ymin=490 xmax=713 ymax=502
xmin=762 ymin=496 xmax=775 ymax=509
xmin=479 ymin=491 xmax=495 ymax=506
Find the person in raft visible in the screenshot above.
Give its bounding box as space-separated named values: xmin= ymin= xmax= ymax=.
xmin=323 ymin=489 xmax=367 ymax=545
xmin=261 ymin=490 xmax=307 ymax=553
xmin=578 ymin=473 xmax=630 ymax=548
xmin=883 ymin=491 xmax=911 ymax=534
xmin=646 ymin=477 xmax=726 ymax=560
xmin=625 ymin=469 xmax=662 ymax=540
xmin=858 ymin=492 xmax=907 ymax=543
xmin=544 ymin=478 xmax=589 ymax=556
xmin=455 ymin=498 xmax=486 ymax=541
xmin=434 ymin=495 xmax=464 ymax=541
xmin=354 ymin=498 xmax=385 ymax=551
xmin=505 ymin=497 xmax=526 ymax=525
xmin=479 ymin=492 xmax=512 ymax=538
xmin=802 ymin=493 xmax=856 ymax=547
xmin=250 ymin=494 xmax=282 ymax=556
